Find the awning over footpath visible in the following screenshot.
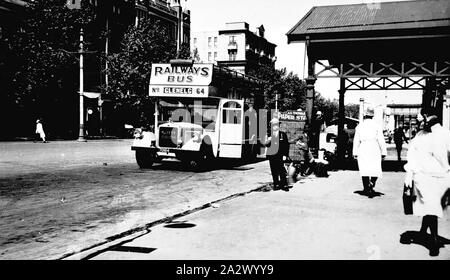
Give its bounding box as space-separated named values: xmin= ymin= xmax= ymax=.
xmin=287 ymin=0 xmax=450 ymax=62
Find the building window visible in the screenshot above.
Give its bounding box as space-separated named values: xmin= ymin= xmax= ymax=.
xmin=193 ymin=38 xmax=197 ymax=45
xmin=214 ymin=52 xmax=217 ymax=61
xmin=208 ymin=52 xmax=212 ymax=62
xmin=229 ymin=50 xmax=237 ymax=61
xmin=214 ymin=37 xmax=217 ymax=47
xmin=208 ymin=37 xmax=211 ymax=47
xmin=113 ymin=5 xmax=120 ymax=14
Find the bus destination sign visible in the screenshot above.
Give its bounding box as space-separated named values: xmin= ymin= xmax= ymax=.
xmin=149 ymin=63 xmax=213 ymax=97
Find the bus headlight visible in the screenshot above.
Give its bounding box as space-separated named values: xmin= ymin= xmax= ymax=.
xmin=134 ymin=128 xmax=143 ymax=139
xmin=193 ymin=132 xmax=202 ymax=143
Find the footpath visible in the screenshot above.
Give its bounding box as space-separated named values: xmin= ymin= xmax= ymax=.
xmin=65 ymin=168 xmax=450 ymax=260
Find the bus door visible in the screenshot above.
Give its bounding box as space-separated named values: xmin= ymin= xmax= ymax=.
xmin=218 ymin=99 xmax=244 ymax=158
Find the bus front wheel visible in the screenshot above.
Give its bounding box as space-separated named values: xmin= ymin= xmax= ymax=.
xmin=135 ymin=150 xmax=154 ymax=169
xmin=182 ymin=143 xmax=214 ymax=171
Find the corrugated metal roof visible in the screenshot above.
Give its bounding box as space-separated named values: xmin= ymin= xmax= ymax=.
xmin=287 ymin=0 xmax=450 ymax=37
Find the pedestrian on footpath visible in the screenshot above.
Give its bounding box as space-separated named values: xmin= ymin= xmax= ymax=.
xmin=352 ymin=108 xmax=387 ymax=198
xmin=402 ymin=111 xmax=450 ymax=256
xmin=309 ymin=110 xmax=324 ymax=157
xmin=35 ymin=118 xmax=46 ymax=143
xmin=393 ymin=125 xmax=408 ymax=161
xmin=264 ymin=118 xmax=290 ymax=191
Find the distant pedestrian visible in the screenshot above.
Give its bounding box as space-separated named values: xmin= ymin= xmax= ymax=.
xmin=402 ymin=112 xmax=450 ymax=256
xmin=289 ymin=127 xmax=315 ymax=181
xmin=264 ymin=118 xmax=289 ymax=191
xmin=394 ymin=126 xmax=408 ymax=161
xmin=353 ymin=108 xmax=387 ymax=198
xmin=309 ymin=110 xmax=324 ymax=157
xmin=35 ymin=119 xmax=46 ymax=143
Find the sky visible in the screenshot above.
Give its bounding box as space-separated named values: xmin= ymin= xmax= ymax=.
xmin=183 ymin=0 xmax=422 ymax=106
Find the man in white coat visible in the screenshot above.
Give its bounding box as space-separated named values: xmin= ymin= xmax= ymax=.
xmin=353 ymin=108 xmax=387 ymax=198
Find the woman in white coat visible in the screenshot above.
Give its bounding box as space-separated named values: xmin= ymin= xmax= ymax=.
xmin=403 ymin=114 xmax=450 ymax=256
xmin=353 ymin=108 xmax=387 ymax=198
xmin=35 ymin=119 xmax=46 ymax=143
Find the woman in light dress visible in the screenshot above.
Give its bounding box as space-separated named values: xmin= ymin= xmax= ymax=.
xmin=403 ymin=113 xmax=450 ymax=256
xmin=35 ymin=119 xmax=46 ymax=143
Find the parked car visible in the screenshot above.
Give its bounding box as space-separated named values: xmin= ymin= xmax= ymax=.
xmin=325 ymin=125 xmax=338 ymax=142
xmin=384 ymin=130 xmax=393 ymax=143
xmin=325 ymin=117 xmax=359 ymax=143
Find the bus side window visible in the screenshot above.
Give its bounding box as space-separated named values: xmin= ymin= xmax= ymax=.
xmin=223 ymin=109 xmax=241 ymax=124
xmin=222 ymin=101 xmax=242 ymax=124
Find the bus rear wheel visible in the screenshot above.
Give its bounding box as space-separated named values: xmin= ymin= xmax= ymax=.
xmin=135 ymin=150 xmax=154 ymax=169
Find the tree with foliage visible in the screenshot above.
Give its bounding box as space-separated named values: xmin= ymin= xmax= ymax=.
xmin=191 ymin=47 xmax=201 ymax=62
xmin=248 ymin=64 xmax=306 ymax=112
xmin=1 ymin=0 xmax=97 ymax=139
xmin=280 ymin=72 xmax=307 ymax=111
xmin=314 ymin=93 xmax=360 ymax=125
xmin=177 ymin=42 xmax=191 ymax=59
xmin=345 ymin=103 xmax=360 ymax=119
xmin=105 ymin=18 xmax=178 ymax=130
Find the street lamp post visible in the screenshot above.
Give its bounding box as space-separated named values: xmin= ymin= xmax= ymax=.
xmin=78 ymin=28 xmax=86 ymax=141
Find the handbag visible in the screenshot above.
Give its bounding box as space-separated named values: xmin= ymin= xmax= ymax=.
xmin=402 ymin=182 xmax=416 ymax=215
xmin=442 ymin=189 xmax=450 ymax=210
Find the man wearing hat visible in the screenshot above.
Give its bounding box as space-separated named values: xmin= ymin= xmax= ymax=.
xmin=309 ymin=110 xmax=324 ymax=157
xmin=353 ymin=107 xmax=387 ymax=198
xmin=265 ymin=117 xmax=290 ymax=191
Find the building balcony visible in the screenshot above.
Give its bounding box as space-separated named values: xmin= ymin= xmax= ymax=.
xmin=228 ymin=41 xmax=238 ymax=50
xmin=146 ymin=0 xmax=177 ymax=16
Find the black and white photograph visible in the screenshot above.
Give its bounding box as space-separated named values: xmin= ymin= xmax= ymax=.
xmin=0 ymin=0 xmax=449 ymax=265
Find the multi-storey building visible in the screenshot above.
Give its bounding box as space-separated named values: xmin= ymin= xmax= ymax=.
xmin=67 ymin=0 xmax=191 ymax=138
xmin=191 ymin=22 xmax=277 ymax=75
xmin=0 ymin=0 xmax=191 ymax=139
xmin=191 ymin=31 xmax=219 ymax=64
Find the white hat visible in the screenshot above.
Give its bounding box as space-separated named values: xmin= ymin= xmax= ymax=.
xmin=364 ymin=107 xmax=374 ymax=117
xmin=316 ymin=111 xmax=322 ymax=115
xmin=270 ymin=118 xmax=280 ymax=124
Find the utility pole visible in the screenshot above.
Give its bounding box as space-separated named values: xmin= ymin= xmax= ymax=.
xmin=359 ymin=97 xmax=365 ymax=123
xmin=78 ymin=28 xmax=86 ymax=141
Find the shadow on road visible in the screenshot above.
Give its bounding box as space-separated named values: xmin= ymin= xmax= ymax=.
xmin=353 ymin=190 xmax=385 ymax=198
xmin=164 ymin=221 xmax=197 ymax=229
xmin=147 ymin=157 xmax=267 ymax=173
xmin=400 ymin=230 xmax=450 ymax=253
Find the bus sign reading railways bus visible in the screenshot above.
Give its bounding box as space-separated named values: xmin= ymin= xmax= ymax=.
xmin=149 ymin=63 xmax=213 ymax=98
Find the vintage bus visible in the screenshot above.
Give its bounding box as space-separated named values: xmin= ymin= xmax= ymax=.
xmin=131 ymin=60 xmax=265 ymax=170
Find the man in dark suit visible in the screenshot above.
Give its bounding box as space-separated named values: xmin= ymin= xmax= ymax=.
xmin=394 ymin=126 xmax=408 ymax=161
xmin=265 ymin=118 xmax=290 ymax=191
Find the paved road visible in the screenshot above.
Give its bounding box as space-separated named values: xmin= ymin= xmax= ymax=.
xmin=0 ymin=140 xmax=273 ymax=259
